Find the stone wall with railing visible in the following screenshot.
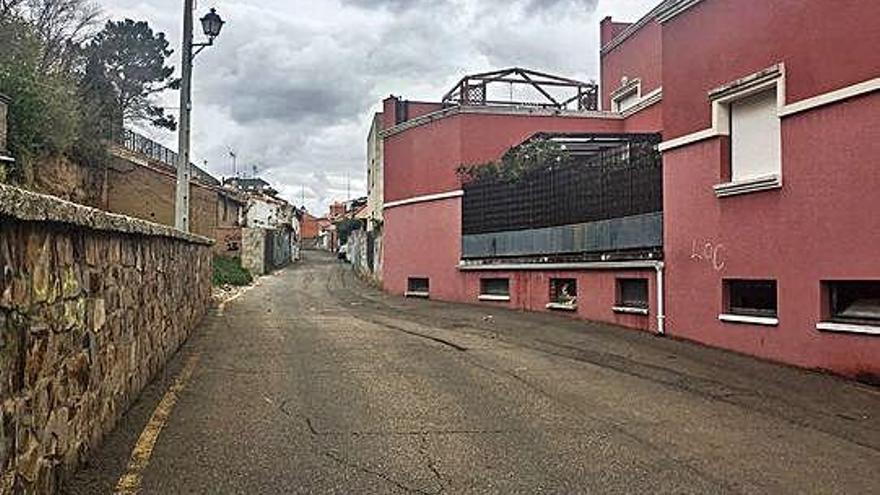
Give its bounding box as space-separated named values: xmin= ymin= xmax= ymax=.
xmin=0 ymin=184 xmax=212 ymax=493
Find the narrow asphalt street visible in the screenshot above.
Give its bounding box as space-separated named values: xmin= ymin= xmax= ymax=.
xmin=66 ymin=250 xmax=880 ymax=494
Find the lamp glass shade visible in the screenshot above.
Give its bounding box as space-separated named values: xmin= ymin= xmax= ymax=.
xmin=200 ymin=8 xmax=224 ymax=38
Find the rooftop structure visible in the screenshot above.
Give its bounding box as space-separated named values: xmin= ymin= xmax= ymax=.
xmin=441 ymin=67 xmax=599 ymax=111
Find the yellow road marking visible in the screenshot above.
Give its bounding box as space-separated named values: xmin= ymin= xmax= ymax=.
xmin=114 ymin=354 xmax=200 ymax=494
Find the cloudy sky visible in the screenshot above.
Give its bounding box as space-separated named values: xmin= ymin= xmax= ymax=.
xmin=101 ymin=0 xmax=657 ymax=213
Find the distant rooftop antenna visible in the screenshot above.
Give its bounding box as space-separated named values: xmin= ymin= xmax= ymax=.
xmin=228 ymin=149 xmax=237 ymax=177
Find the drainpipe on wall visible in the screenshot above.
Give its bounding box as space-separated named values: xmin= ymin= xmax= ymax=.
xmin=655 ymin=261 xmax=666 ymax=336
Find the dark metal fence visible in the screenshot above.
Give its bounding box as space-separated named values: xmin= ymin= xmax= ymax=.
xmin=120 ymin=129 xmax=179 ymax=168
xmin=462 ymin=134 xmax=662 ymax=235
xmin=116 ymin=129 xmax=221 ymax=186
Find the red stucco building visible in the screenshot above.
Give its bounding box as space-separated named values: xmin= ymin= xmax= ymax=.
xmin=377 ymin=0 xmax=880 ymax=379
xmin=655 ymin=0 xmax=880 ymax=378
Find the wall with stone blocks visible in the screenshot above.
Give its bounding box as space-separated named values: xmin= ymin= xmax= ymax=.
xmin=240 ymin=228 xmax=267 ymax=276
xmin=0 ymin=184 xmax=212 ymax=493
xmin=347 ymin=229 xmax=382 ymax=285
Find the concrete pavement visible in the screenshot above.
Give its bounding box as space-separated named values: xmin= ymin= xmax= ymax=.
xmin=65 ymin=250 xmax=880 ymax=494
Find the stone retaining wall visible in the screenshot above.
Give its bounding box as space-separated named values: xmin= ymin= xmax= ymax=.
xmin=0 ymin=184 xmax=213 ymax=493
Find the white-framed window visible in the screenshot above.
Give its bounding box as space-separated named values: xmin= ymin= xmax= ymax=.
xmin=479 ymin=278 xmax=510 ymax=301
xmin=547 ymin=278 xmax=577 ymax=311
xmin=719 ymin=279 xmax=778 ymax=326
xmin=710 ymin=65 xmax=785 ymax=197
xmin=730 ymin=88 xmax=781 ymax=182
xmin=613 ymin=278 xmax=648 ymax=315
xmin=406 ymin=277 xmax=429 ymax=298
xmin=817 ymin=281 xmax=880 ymax=336
xmin=610 ymin=78 xmax=641 ymax=113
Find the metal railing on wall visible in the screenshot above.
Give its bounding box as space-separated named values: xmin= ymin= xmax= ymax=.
xmin=120 ymin=129 xmax=179 ymax=168
xmin=115 ymin=129 xmax=220 ymax=186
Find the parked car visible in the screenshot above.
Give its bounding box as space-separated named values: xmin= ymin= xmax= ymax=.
xmin=337 ymin=244 xmax=348 ymax=261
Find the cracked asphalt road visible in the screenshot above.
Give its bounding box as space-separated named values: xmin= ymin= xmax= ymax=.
xmin=66 ymin=250 xmax=880 ymax=494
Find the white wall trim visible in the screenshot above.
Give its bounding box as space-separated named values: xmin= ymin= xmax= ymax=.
xmin=620 ymin=87 xmax=662 ymax=118
xmin=546 ymin=303 xmax=578 ymax=311
xmin=718 ymin=313 xmax=779 ymax=326
xmin=379 ymin=105 xmax=621 ymax=138
xmin=713 ymin=174 xmax=782 ymax=198
xmin=610 ymin=78 xmax=641 ymax=104
xmin=660 ymin=72 xmax=880 ymax=153
xmin=404 ymin=291 xmax=429 ymax=299
xmin=816 ymin=322 xmax=880 ymax=336
xmin=779 ymin=77 xmax=880 ymax=117
xmin=458 ymin=260 xmax=662 ymax=271
xmin=657 ymin=128 xmax=718 ymax=152
xmin=656 ymin=0 xmax=705 ymax=24
xmin=613 ymin=306 xmax=649 ymax=315
xmin=383 ymin=190 xmax=463 ymax=209
xmin=479 ymin=294 xmax=511 ymax=302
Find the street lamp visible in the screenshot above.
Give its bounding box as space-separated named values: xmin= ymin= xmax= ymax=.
xmin=175 ymin=3 xmax=225 ymax=232
xmin=201 ymin=8 xmax=225 ymax=39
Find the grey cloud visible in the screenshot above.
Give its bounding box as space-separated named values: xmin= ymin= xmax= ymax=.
xmin=102 ymin=0 xmax=653 ymax=213
xmin=344 ymin=0 xmax=598 ymax=12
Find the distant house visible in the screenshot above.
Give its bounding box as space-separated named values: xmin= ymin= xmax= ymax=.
xmin=364 ymin=112 xmax=384 ymax=232
xmin=300 ymin=212 xmax=325 ymax=244
xmin=223 ymin=177 xmax=278 ymax=196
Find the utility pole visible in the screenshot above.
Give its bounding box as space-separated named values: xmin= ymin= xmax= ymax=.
xmin=175 ymin=0 xmax=194 ymax=231
xmin=175 ymin=3 xmax=224 ymax=231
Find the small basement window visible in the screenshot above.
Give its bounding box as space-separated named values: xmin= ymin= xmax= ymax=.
xmin=826 ymin=281 xmax=880 ymax=325
xmin=479 ymin=278 xmax=510 ymax=301
xmin=406 ymin=277 xmax=429 ymax=298
xmin=720 ymin=279 xmax=778 ymax=325
xmin=547 ymin=278 xmax=577 ymax=311
xmin=614 ymin=278 xmax=648 ymax=315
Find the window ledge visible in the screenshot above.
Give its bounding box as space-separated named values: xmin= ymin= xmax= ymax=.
xmin=479 ymin=294 xmax=510 ymax=302
xmin=546 ymin=302 xmax=577 ymax=311
xmin=718 ymin=313 xmax=779 ymax=326
xmin=405 ymin=291 xmax=429 ymax=299
xmin=816 ymin=322 xmax=880 ymax=336
xmin=613 ymin=306 xmax=649 ymax=315
xmin=714 ymin=174 xmax=781 ymax=198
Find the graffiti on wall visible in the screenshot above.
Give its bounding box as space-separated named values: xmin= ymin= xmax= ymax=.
xmin=690 ymin=239 xmax=726 ymax=271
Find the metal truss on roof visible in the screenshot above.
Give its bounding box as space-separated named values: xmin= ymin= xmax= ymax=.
xmin=441 ymin=67 xmax=599 ymax=111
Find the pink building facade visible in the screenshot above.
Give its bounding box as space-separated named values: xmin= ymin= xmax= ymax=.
xmin=378 ymin=0 xmax=880 ymax=379
xmin=656 ymin=0 xmax=880 ymax=378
